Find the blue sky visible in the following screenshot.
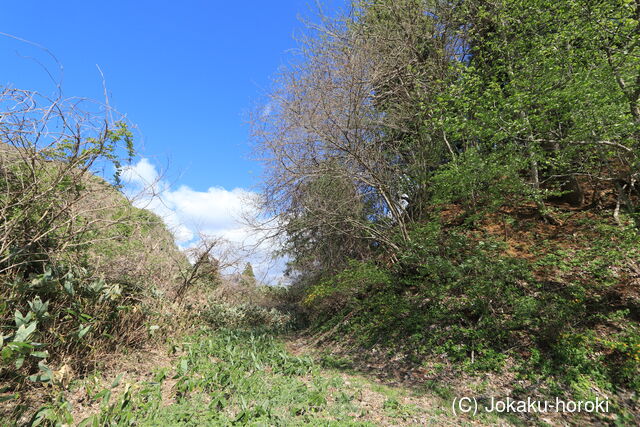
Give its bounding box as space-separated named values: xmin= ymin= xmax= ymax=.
xmin=1 ymin=0 xmax=345 ymax=282
xmin=1 ymin=0 xmax=345 ymax=189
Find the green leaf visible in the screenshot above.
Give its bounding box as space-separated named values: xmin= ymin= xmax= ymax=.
xmin=30 ymin=406 xmax=53 ymax=426
xmin=78 ymin=325 xmax=91 ymax=339
xmin=8 ymin=341 xmax=33 ymax=350
xmin=0 ymin=393 xmax=17 ymax=403
xmin=111 ymin=373 xmax=123 ymax=388
xmin=13 ymin=321 xmax=37 ymax=343
xmin=31 ymin=351 xmax=49 ymax=358
xmin=95 ymin=389 xmax=111 ymax=405
xmin=1 ymin=346 xmax=13 ymax=361
xmin=29 ymin=361 xmax=53 ymax=383
xmin=14 ymin=310 xmax=32 ymax=327
xmin=15 ymin=357 xmax=24 ymax=369
xmin=63 ymin=280 xmax=75 ymax=296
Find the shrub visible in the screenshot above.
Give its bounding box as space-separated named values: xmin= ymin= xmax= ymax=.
xmin=0 ymin=265 xmax=148 ymax=386
xmin=303 ymin=260 xmax=391 ymax=321
xmin=429 ymin=147 xmax=532 ymax=221
xmin=0 ymin=87 xmax=187 ymax=406
xmin=301 ymin=217 xmax=640 ymax=395
xmin=201 ymin=302 xmax=293 ymax=332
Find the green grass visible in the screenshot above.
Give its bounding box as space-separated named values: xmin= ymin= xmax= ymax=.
xmin=20 ymin=319 xmax=631 ymax=426
xmin=34 ymin=328 xmax=384 ymax=426
xmin=23 ymin=326 xmax=601 ymax=426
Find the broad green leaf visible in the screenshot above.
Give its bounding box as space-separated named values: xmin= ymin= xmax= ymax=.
xmin=29 ymin=361 xmax=53 ymax=383
xmin=31 ymin=351 xmax=49 ymax=358
xmin=78 ymin=325 xmax=91 ymax=339
xmin=0 ymin=393 xmax=17 ymax=403
xmin=1 ymin=346 xmax=13 ymax=361
xmin=9 ymin=341 xmax=34 ymax=350
xmin=63 ymin=280 xmax=75 ymax=296
xmin=13 ymin=321 xmax=37 ymax=343
xmin=111 ymin=373 xmax=123 ymax=388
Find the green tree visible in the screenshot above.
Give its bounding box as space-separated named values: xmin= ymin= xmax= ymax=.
xmin=443 ymin=0 xmax=640 ymax=221
xmin=242 ymin=262 xmax=255 ymax=279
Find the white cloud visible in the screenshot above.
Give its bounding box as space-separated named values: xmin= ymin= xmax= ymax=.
xmin=120 ymin=158 xmax=159 ymax=187
xmin=120 ymin=158 xmax=286 ymax=284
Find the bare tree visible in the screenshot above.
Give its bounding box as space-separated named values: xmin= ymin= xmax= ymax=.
xmin=0 ymin=86 xmax=138 ymax=276
xmin=251 ymin=0 xmax=456 ymax=279
xmin=174 ymin=233 xmax=248 ymax=301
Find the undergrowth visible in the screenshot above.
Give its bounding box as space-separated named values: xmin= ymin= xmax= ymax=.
xmin=302 ymin=215 xmax=640 ymax=417
xmin=32 ymin=329 xmax=378 ymax=426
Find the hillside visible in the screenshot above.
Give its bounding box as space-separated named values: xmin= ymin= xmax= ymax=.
xmin=0 ymin=92 xmax=194 ymax=423
xmin=245 ymin=0 xmax=640 ymax=424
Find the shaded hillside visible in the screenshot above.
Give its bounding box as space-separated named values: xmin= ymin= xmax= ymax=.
xmin=249 ymin=0 xmax=640 ymax=424
xmin=0 ymin=89 xmax=192 ymax=423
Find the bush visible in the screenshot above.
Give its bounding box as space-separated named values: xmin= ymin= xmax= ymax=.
xmin=303 ymin=260 xmax=391 ymax=320
xmin=0 ymin=264 xmax=149 ymax=386
xmin=302 ymin=225 xmax=532 ymax=368
xmin=429 ymin=147 xmax=532 ymax=221
xmin=301 ymin=218 xmax=640 ymax=393
xmin=0 ymin=88 xmax=136 ymax=277
xmin=201 ymin=302 xmax=293 ymax=332
xmin=0 ymin=87 xmax=187 ymax=403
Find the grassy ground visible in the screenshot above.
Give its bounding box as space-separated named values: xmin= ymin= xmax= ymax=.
xmin=14 ymin=327 xmax=524 ymax=426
